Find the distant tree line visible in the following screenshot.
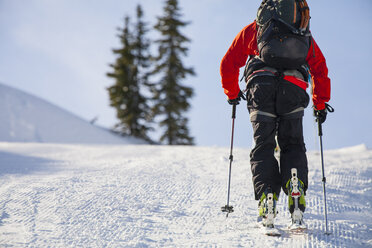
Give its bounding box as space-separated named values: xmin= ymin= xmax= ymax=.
xmin=107 ymin=0 xmax=194 ymax=145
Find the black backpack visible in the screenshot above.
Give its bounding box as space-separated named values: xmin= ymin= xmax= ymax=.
xmin=256 ymin=0 xmax=311 ymax=70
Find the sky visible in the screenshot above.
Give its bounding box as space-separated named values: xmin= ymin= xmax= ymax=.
xmin=0 ymin=0 xmax=371 ymax=150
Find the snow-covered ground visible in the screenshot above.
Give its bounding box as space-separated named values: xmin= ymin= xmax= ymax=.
xmin=0 ymin=82 xmax=144 ymax=144
xmin=0 ymin=142 xmax=370 ymax=247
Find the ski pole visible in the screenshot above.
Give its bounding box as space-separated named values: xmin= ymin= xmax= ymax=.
xmin=316 ymin=103 xmax=334 ymax=235
xmin=317 ymin=120 xmax=330 ymax=234
xmin=221 ymin=104 xmax=237 ymax=217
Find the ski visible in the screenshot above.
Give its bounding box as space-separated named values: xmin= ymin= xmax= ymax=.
xmin=262 ymin=226 xmax=281 ymax=237
xmin=256 ymin=218 xmax=282 ymax=237
xmin=288 ymin=222 xmax=307 ymax=234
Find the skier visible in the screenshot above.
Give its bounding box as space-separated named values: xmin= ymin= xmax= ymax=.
xmin=220 ymin=0 xmax=331 ymax=229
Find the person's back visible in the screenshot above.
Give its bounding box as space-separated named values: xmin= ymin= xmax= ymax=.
xmin=220 ymin=0 xmax=331 ymax=231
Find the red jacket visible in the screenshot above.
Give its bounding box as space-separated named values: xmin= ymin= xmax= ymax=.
xmin=220 ymin=21 xmax=330 ymax=110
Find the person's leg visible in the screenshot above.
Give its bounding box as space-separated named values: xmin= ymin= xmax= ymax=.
xmin=246 ymin=76 xmax=281 ymax=200
xmin=277 ymin=117 xmax=308 ymax=195
xmin=250 ymin=121 xmax=281 ymax=200
xmin=277 ymin=116 xmax=308 ymax=223
xmin=275 ymin=78 xmax=310 ymax=194
xmin=276 ymin=78 xmax=310 ymax=224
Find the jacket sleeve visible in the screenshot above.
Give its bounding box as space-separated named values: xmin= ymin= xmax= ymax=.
xmin=306 ymin=37 xmax=331 ymax=110
xmin=220 ymin=21 xmax=258 ymax=99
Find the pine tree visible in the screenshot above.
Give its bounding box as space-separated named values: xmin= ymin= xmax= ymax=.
xmin=107 ymin=9 xmax=152 ymax=142
xmin=131 ymin=5 xmax=153 ymax=141
xmin=152 ymin=0 xmax=195 ymax=145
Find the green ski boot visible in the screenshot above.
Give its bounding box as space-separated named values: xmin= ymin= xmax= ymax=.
xmin=258 ymin=188 xmax=278 ymax=228
xmin=286 ymin=168 xmax=307 ymax=229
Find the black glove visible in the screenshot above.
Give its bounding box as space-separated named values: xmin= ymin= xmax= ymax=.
xmin=314 ymin=108 xmax=327 ymax=124
xmin=314 ymin=103 xmax=334 ymax=124
xmin=227 ymin=90 xmax=246 ymax=105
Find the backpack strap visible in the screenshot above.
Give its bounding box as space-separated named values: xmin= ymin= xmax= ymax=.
xmin=297 ymin=0 xmax=310 ymax=33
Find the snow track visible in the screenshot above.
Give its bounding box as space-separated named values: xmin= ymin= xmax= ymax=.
xmin=0 ymin=143 xmax=371 ymax=247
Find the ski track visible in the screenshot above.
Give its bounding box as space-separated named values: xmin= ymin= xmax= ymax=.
xmin=0 ymin=143 xmax=371 ymax=247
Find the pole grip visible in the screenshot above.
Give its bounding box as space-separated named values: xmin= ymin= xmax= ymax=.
xmin=317 ymin=119 xmax=323 ymax=137
xmin=232 ymin=104 xmax=237 ymax=119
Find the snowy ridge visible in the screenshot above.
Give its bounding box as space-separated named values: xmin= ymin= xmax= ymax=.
xmin=0 ymin=82 xmax=144 ymax=144
xmin=0 ymin=143 xmax=371 ymax=247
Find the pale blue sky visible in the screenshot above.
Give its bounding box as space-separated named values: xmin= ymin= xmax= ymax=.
xmin=0 ymin=0 xmax=371 ymax=150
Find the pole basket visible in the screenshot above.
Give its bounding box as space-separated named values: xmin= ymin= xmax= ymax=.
xmin=221 ymin=205 xmax=234 ymax=213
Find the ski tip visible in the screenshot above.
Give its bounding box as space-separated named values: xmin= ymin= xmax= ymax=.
xmin=288 ymin=223 xmax=308 ymax=235
xmin=261 ymin=226 xmax=282 ymax=237
xmin=266 ymin=232 xmax=281 ymax=237
xmin=288 ymin=225 xmax=307 ymax=230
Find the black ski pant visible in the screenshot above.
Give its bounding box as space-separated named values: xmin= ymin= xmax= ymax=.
xmin=246 ymin=75 xmax=310 ymax=200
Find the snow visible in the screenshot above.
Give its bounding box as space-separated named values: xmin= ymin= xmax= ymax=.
xmin=0 ymin=142 xmax=371 ymax=247
xmin=0 ymin=80 xmax=370 ymax=246
xmin=0 ymin=82 xmax=145 ymax=144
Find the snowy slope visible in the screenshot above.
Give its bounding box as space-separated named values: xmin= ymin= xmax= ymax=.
xmin=0 ymin=142 xmax=371 ymax=247
xmin=0 ymin=83 xmax=144 ymax=144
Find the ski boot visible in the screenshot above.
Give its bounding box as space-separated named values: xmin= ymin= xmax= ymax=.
xmin=286 ymin=168 xmax=307 ymax=229
xmin=257 ymin=188 xmax=278 ymax=228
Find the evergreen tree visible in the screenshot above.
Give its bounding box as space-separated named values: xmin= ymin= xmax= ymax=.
xmin=131 ymin=5 xmax=153 ymax=141
xmin=151 ymin=0 xmax=195 ymax=145
xmin=107 ymin=9 xmax=152 ymax=142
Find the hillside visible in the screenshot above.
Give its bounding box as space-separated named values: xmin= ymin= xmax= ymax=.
xmin=0 ymin=143 xmax=370 ymax=247
xmin=0 ymin=82 xmax=143 ymax=144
